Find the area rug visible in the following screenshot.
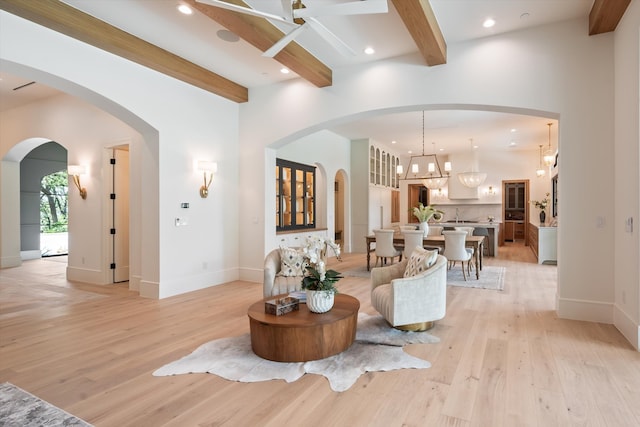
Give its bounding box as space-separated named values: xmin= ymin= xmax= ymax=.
xmin=153 ymin=314 xmax=438 ymax=392
xmin=0 ymin=382 xmax=92 ymax=427
xmin=447 ymin=265 xmax=505 ymax=290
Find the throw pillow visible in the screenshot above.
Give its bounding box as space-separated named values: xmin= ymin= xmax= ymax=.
xmin=403 ymin=247 xmax=438 ymax=277
xmin=279 ymin=247 xmax=306 ymax=277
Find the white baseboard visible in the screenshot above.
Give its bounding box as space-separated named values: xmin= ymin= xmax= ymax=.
xmin=140 ymin=280 xmax=159 ymax=299
xmin=66 ymin=265 xmax=105 ymax=284
xmin=240 ymin=267 xmax=263 ymax=284
xmin=1 ymin=255 xmax=22 ymax=268
xmin=557 ymin=297 xmax=613 ymax=324
xmin=20 ymin=250 xmax=41 ymax=260
xmin=130 ymin=275 xmax=141 ymax=292
xmin=613 ymin=304 xmax=640 ymax=351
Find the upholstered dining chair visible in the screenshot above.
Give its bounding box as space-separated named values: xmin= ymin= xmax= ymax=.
xmin=455 ymin=226 xmax=475 ymax=274
xmin=472 ymin=227 xmax=490 ymax=256
xmin=401 ymin=229 xmax=425 ymax=260
xmin=373 ymin=229 xmax=402 ymax=268
xmin=442 ymin=230 xmax=472 ymax=281
xmin=427 ymin=225 xmax=443 ymax=236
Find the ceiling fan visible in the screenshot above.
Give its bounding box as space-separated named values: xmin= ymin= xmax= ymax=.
xmin=195 ymin=0 xmax=388 ymax=57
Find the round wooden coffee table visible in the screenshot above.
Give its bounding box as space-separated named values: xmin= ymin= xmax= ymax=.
xmin=247 ymin=293 xmax=360 ymax=362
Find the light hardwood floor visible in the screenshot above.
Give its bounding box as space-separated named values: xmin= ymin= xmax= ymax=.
xmin=1 ymin=244 xmax=639 ymax=427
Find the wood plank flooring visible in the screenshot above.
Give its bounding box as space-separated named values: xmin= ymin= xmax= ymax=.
xmin=1 ymin=244 xmax=639 ymax=427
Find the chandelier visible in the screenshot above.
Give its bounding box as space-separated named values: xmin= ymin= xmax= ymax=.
xmin=457 ymin=138 xmax=487 ymax=188
xmin=397 ymin=111 xmax=451 ymax=190
xmin=536 ymin=144 xmax=546 ymax=177
xmin=543 ymin=122 xmax=555 ymax=167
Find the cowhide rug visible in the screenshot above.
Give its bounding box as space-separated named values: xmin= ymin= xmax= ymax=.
xmin=153 ymin=313 xmax=438 ymax=392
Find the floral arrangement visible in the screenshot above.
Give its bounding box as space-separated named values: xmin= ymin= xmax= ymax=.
xmin=412 ymin=203 xmax=444 ymax=223
xmin=301 ymin=236 xmax=342 ymax=294
xmin=531 ymin=193 xmax=550 ymax=211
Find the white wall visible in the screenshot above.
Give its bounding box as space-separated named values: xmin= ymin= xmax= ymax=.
xmin=0 ymin=11 xmax=240 ymax=299
xmin=239 ymin=18 xmax=621 ymax=328
xmin=613 ymin=1 xmax=640 ymax=350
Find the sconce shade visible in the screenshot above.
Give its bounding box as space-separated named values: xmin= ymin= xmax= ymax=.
xmin=67 ymin=164 xmax=86 ymax=176
xmin=197 ymin=160 xmax=218 ymax=173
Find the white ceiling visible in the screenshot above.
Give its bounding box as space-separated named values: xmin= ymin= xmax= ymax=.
xmin=0 ymin=0 xmax=594 ymax=154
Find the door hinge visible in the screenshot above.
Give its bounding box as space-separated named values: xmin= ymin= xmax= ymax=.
xmin=110 ymin=228 xmax=116 ymax=235
xmin=110 ymin=158 xmax=116 ymax=165
xmin=110 ymin=263 xmax=116 ymax=269
xmin=110 ymin=193 xmax=116 ymax=200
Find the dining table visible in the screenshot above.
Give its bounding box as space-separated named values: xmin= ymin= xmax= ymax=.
xmin=365 ymin=233 xmax=485 ymax=279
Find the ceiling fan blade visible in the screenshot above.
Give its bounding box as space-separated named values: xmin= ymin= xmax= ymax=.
xmin=294 ymin=0 xmax=388 ymax=18
xmin=280 ymin=0 xmax=293 ymax=20
xmin=262 ymin=24 xmax=309 ymax=57
xmin=195 ymin=0 xmax=293 ymax=24
xmin=306 ymin=18 xmax=356 ymax=57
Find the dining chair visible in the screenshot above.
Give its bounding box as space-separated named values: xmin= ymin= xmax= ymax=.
xmin=427 ymin=225 xmax=443 ymax=236
xmin=401 ymin=229 xmax=426 ymax=260
xmin=373 ymin=229 xmax=402 ymax=268
xmin=442 ymin=230 xmax=472 ymax=280
xmin=455 ymin=226 xmax=476 ymax=274
xmin=472 ymin=227 xmax=490 ymax=256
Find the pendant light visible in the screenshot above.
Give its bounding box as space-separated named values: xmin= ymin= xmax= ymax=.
xmin=543 ymin=122 xmax=555 ymax=167
xmin=536 ymin=144 xmax=546 ymax=177
xmin=398 ymin=111 xmax=451 ymax=189
xmin=457 ymin=138 xmax=487 ymax=188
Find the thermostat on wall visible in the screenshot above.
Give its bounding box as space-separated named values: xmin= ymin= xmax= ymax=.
xmin=181 ymin=202 xmax=189 ymax=209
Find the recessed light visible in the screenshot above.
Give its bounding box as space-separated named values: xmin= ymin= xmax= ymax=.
xmin=408 ymin=150 xmax=413 ymax=154
xmin=511 ymin=128 xmax=517 ymax=133
xmin=483 ymin=18 xmax=495 ymax=28
xmin=391 ymin=140 xmax=396 ymax=144
xmin=177 ymin=4 xmax=193 ymax=15
xmin=280 ymin=68 xmax=290 ymax=74
xmin=364 ymin=47 xmax=375 ymax=55
xmin=509 ymin=141 xmax=517 ymax=146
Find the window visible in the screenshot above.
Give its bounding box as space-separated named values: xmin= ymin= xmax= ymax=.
xmin=276 ymin=159 xmax=315 ymax=231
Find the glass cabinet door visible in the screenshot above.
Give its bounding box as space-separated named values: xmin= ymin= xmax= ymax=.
xmin=276 ymin=159 xmax=315 ymax=231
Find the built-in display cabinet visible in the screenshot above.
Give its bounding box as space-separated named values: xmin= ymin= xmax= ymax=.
xmin=276 ymin=159 xmax=315 ymax=231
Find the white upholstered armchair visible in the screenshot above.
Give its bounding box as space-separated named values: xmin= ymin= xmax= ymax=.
xmin=370 ymin=254 xmax=447 ymax=331
xmin=263 ymin=248 xmax=304 ymax=298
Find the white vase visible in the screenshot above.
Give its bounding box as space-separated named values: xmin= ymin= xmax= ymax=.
xmin=306 ymin=290 xmax=335 ymax=313
xmin=418 ymin=221 xmax=429 ymax=236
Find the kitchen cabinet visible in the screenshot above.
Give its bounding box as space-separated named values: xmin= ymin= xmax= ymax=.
xmin=528 ymin=223 xmax=557 ymax=264
xmin=504 ymin=220 xmax=525 ymax=242
xmin=502 ymin=180 xmax=529 ymax=244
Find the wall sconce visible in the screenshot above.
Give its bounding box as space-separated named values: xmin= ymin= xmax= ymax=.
xmin=67 ymin=164 xmax=87 ymax=199
xmin=197 ymin=160 xmax=217 ymax=198
xmin=396 ymin=164 xmax=403 ymax=175
xmin=485 ymin=185 xmax=496 ymax=196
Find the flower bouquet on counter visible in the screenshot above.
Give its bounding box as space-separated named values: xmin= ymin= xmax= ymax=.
xmin=411 ymin=203 xmax=444 ymax=223
xmin=531 ymin=193 xmax=550 ymax=211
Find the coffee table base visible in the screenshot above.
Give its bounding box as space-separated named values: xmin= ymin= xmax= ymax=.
xmin=248 ymin=294 xmax=360 ymax=362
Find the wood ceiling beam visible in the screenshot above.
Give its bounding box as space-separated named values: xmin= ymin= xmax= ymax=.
xmin=589 ymin=0 xmax=632 ymax=35
xmin=390 ymin=0 xmax=446 ymax=66
xmin=0 ymin=0 xmax=249 ymax=103
xmin=187 ymin=0 xmax=332 ymax=88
